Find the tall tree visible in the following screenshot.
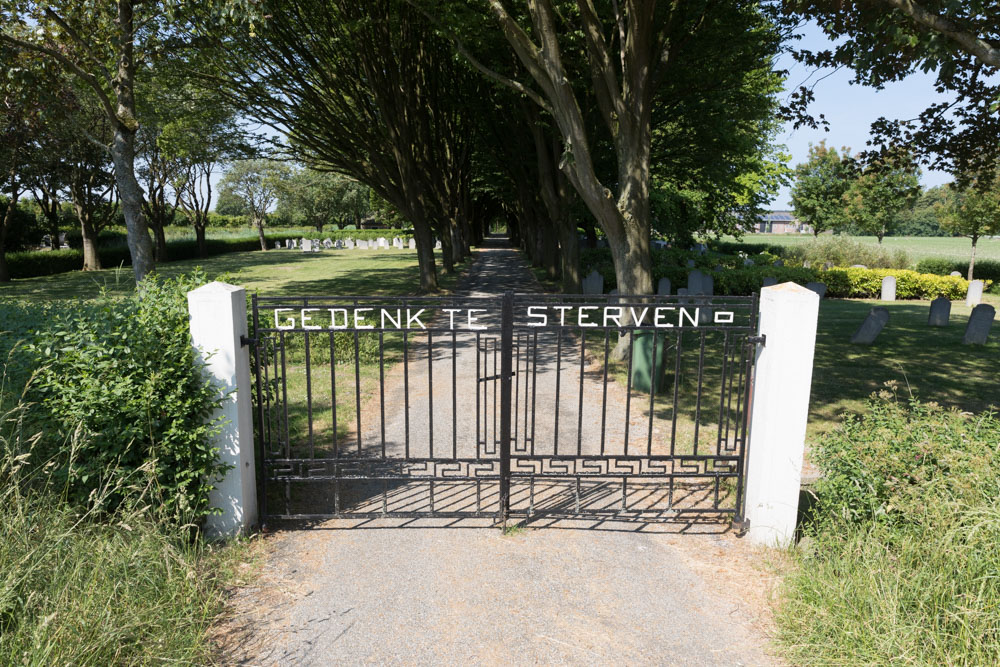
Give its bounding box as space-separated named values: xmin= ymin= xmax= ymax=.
xmin=218 ymin=160 xmax=288 ymax=251
xmin=938 ymin=174 xmax=1000 ymax=280
xmin=842 ymin=152 xmax=921 ymax=243
xmin=784 ymin=1 xmax=1000 ymax=179
xmin=0 ymin=1 xmax=259 ymax=282
xmin=790 ymin=142 xmax=852 ymax=236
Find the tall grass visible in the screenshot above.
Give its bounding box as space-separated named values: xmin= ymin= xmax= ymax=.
xmin=777 ymin=394 xmax=1000 ymax=664
xmin=0 ymin=367 xmax=252 ymax=664
xmin=781 ymin=235 xmax=911 ymax=269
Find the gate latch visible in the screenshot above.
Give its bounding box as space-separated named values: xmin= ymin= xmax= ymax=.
xmin=746 ymin=334 xmax=766 ymax=347
xmin=240 ymin=335 xmax=256 ymax=347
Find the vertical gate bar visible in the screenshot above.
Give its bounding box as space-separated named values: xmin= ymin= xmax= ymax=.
xmin=379 ymin=331 xmax=386 ymax=458
xmin=723 ymin=331 xmax=738 ymax=452
xmin=329 ymin=332 xmax=338 ymax=459
xmin=280 ymin=331 xmax=290 ymax=458
xmin=354 ymin=327 xmax=362 ymax=455
xmin=624 ymin=331 xmax=634 ymax=455
xmin=476 ymin=333 xmax=481 ymax=457
xmin=554 ymin=327 xmax=562 ymax=455
xmin=669 ymin=331 xmax=684 ymax=457
xmin=498 ymin=291 xmax=514 ymax=525
xmin=530 ymin=330 xmax=538 ymax=456
xmin=403 ymin=328 xmax=410 ymax=459
xmin=452 ymin=329 xmax=457 ymax=459
xmin=492 ymin=338 xmax=497 ymax=453
xmin=647 ymin=330 xmax=658 ymax=456
xmin=305 ymin=332 xmax=314 ymax=459
xmin=428 ymin=330 xmax=434 ymax=459
xmin=716 ymin=331 xmax=731 ymax=453
xmin=692 ymin=331 xmax=707 ymax=454
xmin=272 ymin=334 xmax=280 ymax=450
xmin=600 ymin=331 xmax=609 ymax=455
xmin=577 ymin=332 xmax=585 ymax=456
xmin=251 ymin=296 xmax=267 ymax=523
xmin=514 ymin=335 xmax=521 ymax=449
xmin=262 ymin=338 xmax=271 ymax=452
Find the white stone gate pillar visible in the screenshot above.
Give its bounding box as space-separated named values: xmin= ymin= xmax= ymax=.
xmin=744 ymin=283 xmax=820 ymax=547
xmin=187 ymin=281 xmax=258 ymax=538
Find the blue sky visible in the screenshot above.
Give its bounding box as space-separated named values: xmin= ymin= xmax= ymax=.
xmin=771 ymin=23 xmax=954 ymax=209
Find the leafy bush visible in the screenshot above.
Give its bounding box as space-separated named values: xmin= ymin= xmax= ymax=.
xmin=916 ymin=258 xmax=1000 ymax=293
xmin=27 ymin=273 xmax=227 ymax=524
xmin=778 ymin=396 xmax=1000 ymax=664
xmin=0 ymin=198 xmax=45 ymax=251
xmin=821 ymin=267 xmax=971 ymax=299
xmin=780 ymin=235 xmax=910 ymax=269
xmin=64 ymin=229 xmax=129 ymax=250
xmin=0 ymin=394 xmax=251 ymax=663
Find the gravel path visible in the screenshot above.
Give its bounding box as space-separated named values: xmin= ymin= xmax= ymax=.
xmin=220 ymin=239 xmax=780 ymax=665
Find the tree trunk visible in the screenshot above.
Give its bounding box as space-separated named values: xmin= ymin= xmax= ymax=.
xmin=255 ymin=216 xmax=268 ymax=250
xmin=584 ymin=220 xmax=597 ymax=249
xmin=439 ymin=225 xmax=455 ymax=274
xmin=81 ymin=220 xmax=102 ymax=271
xmin=110 ymin=123 xmax=155 ymax=281
xmin=152 ymin=222 xmax=168 ymax=262
xmin=968 ymin=236 xmax=978 ymax=281
xmin=0 ymin=196 xmax=15 ymax=282
xmin=196 ymin=224 xmax=208 ymax=258
xmin=557 ymin=218 xmax=581 ymax=292
xmin=412 ymin=221 xmax=438 ymax=292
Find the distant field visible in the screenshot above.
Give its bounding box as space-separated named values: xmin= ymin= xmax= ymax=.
xmin=729 ymin=234 xmax=1000 ymax=265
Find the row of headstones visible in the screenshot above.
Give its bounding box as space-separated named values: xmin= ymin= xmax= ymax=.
xmin=852 ymin=300 xmax=995 ymax=345
xmin=876 ymin=275 xmax=984 ymax=307
xmin=278 ymin=237 xmax=431 ymax=251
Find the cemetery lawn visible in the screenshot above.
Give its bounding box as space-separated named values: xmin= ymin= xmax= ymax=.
xmin=729 ymin=234 xmax=1000 ymax=264
xmin=807 ymin=293 xmax=1000 ymax=442
xmin=0 ymin=247 xmax=464 ymax=301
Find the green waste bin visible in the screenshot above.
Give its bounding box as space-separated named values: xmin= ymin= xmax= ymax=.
xmin=630 ymin=331 xmax=671 ymax=394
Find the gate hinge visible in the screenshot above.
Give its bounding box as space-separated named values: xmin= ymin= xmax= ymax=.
xmin=746 ymin=334 xmax=766 ymax=347
xmin=733 ymin=518 xmax=750 ymax=536
xmin=240 ymin=335 xmax=256 ymax=347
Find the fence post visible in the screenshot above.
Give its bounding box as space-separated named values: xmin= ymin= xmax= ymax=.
xmin=187 ymin=281 xmax=258 ymax=538
xmin=744 ymin=282 xmax=819 ymax=547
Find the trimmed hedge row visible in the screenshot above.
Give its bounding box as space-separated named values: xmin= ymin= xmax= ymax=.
xmin=915 ymin=258 xmax=1000 ymax=293
xmin=7 ymin=229 xmax=417 ymax=280
xmin=582 ymin=248 xmax=979 ymax=299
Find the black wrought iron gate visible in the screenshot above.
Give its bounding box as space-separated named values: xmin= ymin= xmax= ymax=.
xmin=250 ymin=292 xmax=760 ymax=525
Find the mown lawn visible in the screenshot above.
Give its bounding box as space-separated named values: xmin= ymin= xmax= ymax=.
xmin=807 ymin=294 xmax=1000 ymax=442
xmin=0 ymin=246 xmax=462 ymax=301
xmin=732 ymin=233 xmax=1000 ymax=264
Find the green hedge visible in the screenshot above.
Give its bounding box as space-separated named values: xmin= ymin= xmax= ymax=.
xmin=581 ymin=248 xmax=978 ymax=299
xmin=916 ymin=258 xmax=1000 ymax=293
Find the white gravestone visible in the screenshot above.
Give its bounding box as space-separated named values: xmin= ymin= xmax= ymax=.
xmin=881 ymin=275 xmax=896 ymax=301
xmin=301 ymin=239 xmax=313 ymax=252
xmin=966 ymin=279 xmax=984 ymax=308
xmin=409 ymin=238 xmax=416 ymax=250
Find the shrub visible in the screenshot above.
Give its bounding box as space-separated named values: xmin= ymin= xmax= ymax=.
xmin=777 ymin=397 xmax=1000 ymax=665
xmin=64 ymin=229 xmax=129 ymax=250
xmin=0 ymin=198 xmax=45 ymax=251
xmin=781 ymin=235 xmax=910 ymax=269
xmin=27 ymin=272 xmax=228 ymax=524
xmin=916 ymin=258 xmax=1000 ymax=293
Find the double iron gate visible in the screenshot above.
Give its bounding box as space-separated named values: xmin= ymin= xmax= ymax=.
xmin=250 ymin=292 xmax=761 ymax=525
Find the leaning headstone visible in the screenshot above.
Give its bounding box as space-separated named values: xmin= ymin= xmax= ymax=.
xmin=881 ymin=275 xmax=897 ymax=301
xmin=966 ymin=279 xmax=984 ymax=308
xmin=963 ymin=304 xmax=995 ymax=345
xmin=949 ymin=271 xmax=962 ymax=277
xmin=657 ymin=277 xmax=671 ymax=296
xmin=773 ymin=259 xmax=784 ymax=268
xmin=928 ymin=297 xmax=950 ymax=327
xmin=805 ymin=282 xmax=827 ymax=299
xmin=301 ymin=239 xmax=313 ymax=252
xmin=408 ymin=238 xmax=416 ymax=250
xmin=762 ymin=276 xmax=778 ymax=287
xmin=582 ymin=270 xmax=604 ymax=295
xmin=851 ymin=307 xmax=889 ymax=345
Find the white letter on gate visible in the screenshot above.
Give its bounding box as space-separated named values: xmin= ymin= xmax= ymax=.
xmin=329 ymin=308 xmax=349 ymax=329
xmin=354 ymin=307 xmax=374 ymax=329
xmin=442 ymin=308 xmax=461 ymax=329
xmin=603 ymin=307 xmax=623 ymax=327
xmin=381 ymin=308 xmax=402 ymax=329
xmin=406 ymin=309 xmax=426 ymax=329
xmin=275 ymin=308 xmax=295 ymax=330
xmin=301 ymin=308 xmax=321 ymax=330
xmin=467 ymin=309 xmax=487 ymax=330
xmin=654 ymin=307 xmax=675 ymax=327
xmin=679 ymin=307 xmax=699 ymax=327
xmin=527 ymin=306 xmax=547 ymax=327
xmin=578 ymin=306 xmax=598 ymax=327
xmin=552 ymin=305 xmax=572 ymax=326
